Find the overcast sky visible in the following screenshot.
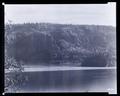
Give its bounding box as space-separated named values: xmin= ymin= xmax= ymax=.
xmin=5 ymin=3 xmax=116 ymax=26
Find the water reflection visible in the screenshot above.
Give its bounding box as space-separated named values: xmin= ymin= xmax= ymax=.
xmin=10 ymin=69 xmax=116 ymax=94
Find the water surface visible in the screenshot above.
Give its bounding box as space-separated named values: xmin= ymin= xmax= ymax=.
xmin=10 ymin=68 xmax=116 ymax=94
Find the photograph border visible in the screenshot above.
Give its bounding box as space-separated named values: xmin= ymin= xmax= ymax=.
xmin=0 ymin=0 xmax=118 ymax=96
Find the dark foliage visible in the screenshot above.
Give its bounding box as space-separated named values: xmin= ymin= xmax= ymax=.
xmin=5 ymin=23 xmax=116 ymax=67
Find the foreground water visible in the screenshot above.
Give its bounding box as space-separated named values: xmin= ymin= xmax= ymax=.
xmin=6 ymin=67 xmax=117 ymax=94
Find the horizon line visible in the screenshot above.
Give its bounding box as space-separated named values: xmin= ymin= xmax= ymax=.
xmin=5 ymin=22 xmax=116 ymax=27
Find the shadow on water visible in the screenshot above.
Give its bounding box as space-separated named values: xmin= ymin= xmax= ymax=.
xmin=12 ymin=68 xmax=116 ymax=93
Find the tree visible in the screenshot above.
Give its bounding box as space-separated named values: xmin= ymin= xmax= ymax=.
xmin=5 ymin=21 xmax=25 ymax=92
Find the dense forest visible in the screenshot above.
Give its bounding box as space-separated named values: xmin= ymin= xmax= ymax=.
xmin=5 ymin=23 xmax=116 ymax=67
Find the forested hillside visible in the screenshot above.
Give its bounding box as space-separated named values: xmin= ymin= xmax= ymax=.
xmin=5 ymin=23 xmax=116 ymax=67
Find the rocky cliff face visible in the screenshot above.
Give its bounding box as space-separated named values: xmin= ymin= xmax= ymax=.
xmin=5 ymin=23 xmax=116 ymax=67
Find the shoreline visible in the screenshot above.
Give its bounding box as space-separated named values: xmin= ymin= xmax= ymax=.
xmin=5 ymin=66 xmax=116 ymax=73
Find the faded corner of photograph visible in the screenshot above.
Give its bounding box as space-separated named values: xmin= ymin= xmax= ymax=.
xmin=4 ymin=2 xmax=117 ymax=94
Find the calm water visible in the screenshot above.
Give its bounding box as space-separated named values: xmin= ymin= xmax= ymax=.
xmin=9 ymin=69 xmax=117 ymax=94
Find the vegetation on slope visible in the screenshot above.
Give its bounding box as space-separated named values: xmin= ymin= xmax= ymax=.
xmin=5 ymin=23 xmax=116 ymax=67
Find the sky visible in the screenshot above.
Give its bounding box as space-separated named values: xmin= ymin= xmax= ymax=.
xmin=5 ymin=3 xmax=116 ymax=26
